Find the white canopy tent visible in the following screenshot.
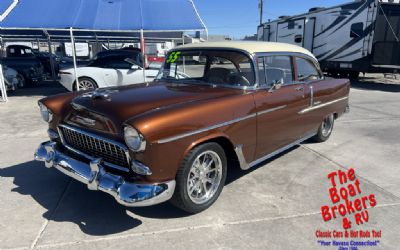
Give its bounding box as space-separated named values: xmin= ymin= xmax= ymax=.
xmin=0 ymin=0 xmax=207 ymax=102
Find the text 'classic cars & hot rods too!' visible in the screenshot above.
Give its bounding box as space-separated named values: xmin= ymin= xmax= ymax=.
xmin=35 ymin=42 xmax=350 ymax=213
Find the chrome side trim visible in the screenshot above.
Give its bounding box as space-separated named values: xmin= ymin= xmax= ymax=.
xmin=157 ymin=105 xmax=287 ymax=144
xmin=298 ymin=96 xmax=349 ymax=115
xmin=310 ymin=86 xmax=314 ymax=107
xmin=235 ymin=132 xmax=316 ymax=170
xmin=157 ymin=113 xmax=257 ymax=144
xmin=257 ymin=105 xmax=287 ymax=116
xmin=34 ymin=141 xmax=175 ymax=207
xmin=57 ymin=124 xmax=131 ymax=172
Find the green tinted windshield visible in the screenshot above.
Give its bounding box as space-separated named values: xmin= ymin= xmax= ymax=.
xmin=156 ymin=50 xmax=255 ymax=87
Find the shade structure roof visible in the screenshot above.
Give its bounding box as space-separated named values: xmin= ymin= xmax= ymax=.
xmin=0 ymin=29 xmax=185 ymax=43
xmin=0 ymin=0 xmax=206 ymax=31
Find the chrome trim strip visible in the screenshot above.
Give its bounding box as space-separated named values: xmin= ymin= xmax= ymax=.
xmin=310 ymin=86 xmax=314 ymax=107
xmin=157 ymin=113 xmax=257 ymax=144
xmin=257 ymin=105 xmax=287 ymax=116
xmin=299 ymin=96 xmax=349 ymax=115
xmin=58 ymin=124 xmax=131 ymax=172
xmin=34 ymin=141 xmax=175 ymax=207
xmin=157 ymin=104 xmax=287 ymax=144
xmin=235 ymin=132 xmax=317 ymax=170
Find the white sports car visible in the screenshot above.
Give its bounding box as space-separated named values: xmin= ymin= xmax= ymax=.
xmin=59 ymin=52 xmax=159 ymax=91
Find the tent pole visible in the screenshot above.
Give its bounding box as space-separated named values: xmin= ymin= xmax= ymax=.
xmin=44 ymin=30 xmax=57 ymax=81
xmin=140 ymin=29 xmax=146 ymax=82
xmin=0 ymin=34 xmax=8 ymax=103
xmin=69 ymin=27 xmax=79 ymax=91
xmin=182 ymin=34 xmax=186 ymax=73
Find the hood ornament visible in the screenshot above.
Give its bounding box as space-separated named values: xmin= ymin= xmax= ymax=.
xmin=81 ymin=89 xmax=118 ymax=101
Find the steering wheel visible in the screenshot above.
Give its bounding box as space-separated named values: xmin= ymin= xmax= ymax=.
xmin=176 ymin=71 xmax=191 ymax=79
xmin=228 ymin=73 xmax=251 ymax=86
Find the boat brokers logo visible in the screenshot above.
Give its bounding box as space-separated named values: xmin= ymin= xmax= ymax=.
xmin=0 ymin=0 xmax=19 ymax=22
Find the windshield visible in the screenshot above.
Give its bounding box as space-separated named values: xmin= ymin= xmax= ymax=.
xmin=156 ymin=50 xmax=256 ymax=87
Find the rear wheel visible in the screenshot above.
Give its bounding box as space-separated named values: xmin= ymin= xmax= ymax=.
xmin=74 ymin=77 xmax=98 ymax=91
xmin=312 ymin=114 xmax=335 ymax=142
xmin=170 ymin=142 xmax=227 ymax=213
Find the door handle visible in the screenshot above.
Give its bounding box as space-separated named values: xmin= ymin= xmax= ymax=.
xmin=295 ymin=86 xmax=304 ymax=91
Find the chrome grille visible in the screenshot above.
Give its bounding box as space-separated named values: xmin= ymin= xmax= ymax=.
xmin=59 ymin=125 xmax=130 ymax=169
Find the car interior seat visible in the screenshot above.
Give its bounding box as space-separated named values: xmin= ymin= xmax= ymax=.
xmin=205 ymin=68 xmax=231 ymax=84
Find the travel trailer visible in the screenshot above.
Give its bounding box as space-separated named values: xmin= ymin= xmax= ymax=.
xmin=257 ymin=0 xmax=400 ymax=78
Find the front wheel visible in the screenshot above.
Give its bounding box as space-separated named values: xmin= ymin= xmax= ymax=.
xmin=74 ymin=77 xmax=98 ymax=91
xmin=312 ymin=114 xmax=335 ymax=142
xmin=16 ymin=73 xmax=26 ymax=88
xmin=170 ymin=142 xmax=227 ymax=213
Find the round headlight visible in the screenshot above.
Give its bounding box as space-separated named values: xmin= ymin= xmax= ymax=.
xmin=39 ymin=103 xmax=53 ymax=123
xmin=124 ymin=126 xmax=146 ymax=152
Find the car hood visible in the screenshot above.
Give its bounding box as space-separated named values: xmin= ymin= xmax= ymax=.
xmin=68 ymin=82 xmax=239 ymax=132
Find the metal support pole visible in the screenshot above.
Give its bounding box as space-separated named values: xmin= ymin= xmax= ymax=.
xmin=182 ymin=34 xmax=186 ymax=73
xmin=69 ymin=27 xmax=79 ymax=91
xmin=44 ymin=30 xmax=57 ymax=81
xmin=140 ymin=29 xmax=146 ymax=82
xmin=259 ymin=0 xmax=264 ymax=26
xmin=0 ymin=34 xmax=8 ymax=102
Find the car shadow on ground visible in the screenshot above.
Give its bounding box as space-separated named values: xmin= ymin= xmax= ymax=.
xmin=351 ymin=79 xmax=400 ymax=93
xmin=0 ymin=161 xmax=142 ymax=236
xmin=6 ymin=81 xmax=67 ymax=97
xmin=0 ymin=145 xmax=300 ymax=235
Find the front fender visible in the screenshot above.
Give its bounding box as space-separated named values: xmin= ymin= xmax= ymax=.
xmin=129 ymin=93 xmax=257 ymax=183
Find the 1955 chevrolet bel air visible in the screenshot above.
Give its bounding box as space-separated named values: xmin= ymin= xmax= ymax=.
xmin=35 ymin=42 xmax=350 ymax=213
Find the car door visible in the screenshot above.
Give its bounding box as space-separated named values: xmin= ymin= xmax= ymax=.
xmin=294 ymin=56 xmax=326 ymax=137
xmin=253 ymin=55 xmax=309 ymax=159
xmin=103 ymin=57 xmax=144 ymax=86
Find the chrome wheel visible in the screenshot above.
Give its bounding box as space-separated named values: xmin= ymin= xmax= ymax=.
xmin=77 ymin=78 xmax=97 ymax=90
xmin=187 ymin=150 xmax=223 ymax=205
xmin=321 ymin=114 xmax=334 ymax=137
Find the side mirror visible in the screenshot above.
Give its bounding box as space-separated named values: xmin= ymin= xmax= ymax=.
xmin=124 ymin=58 xmax=143 ymax=70
xmin=130 ymin=64 xmax=142 ymax=70
xmin=268 ymin=79 xmax=283 ymax=93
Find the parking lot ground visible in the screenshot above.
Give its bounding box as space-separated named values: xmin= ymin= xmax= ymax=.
xmin=1 ymin=77 xmax=400 ymax=250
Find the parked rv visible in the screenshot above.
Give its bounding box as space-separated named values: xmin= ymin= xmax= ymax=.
xmin=257 ymin=0 xmax=400 ymax=78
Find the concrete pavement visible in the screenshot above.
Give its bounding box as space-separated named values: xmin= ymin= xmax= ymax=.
xmin=0 ymin=77 xmax=399 ymax=250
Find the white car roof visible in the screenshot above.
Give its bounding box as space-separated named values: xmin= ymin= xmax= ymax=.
xmin=175 ymin=41 xmax=316 ymax=60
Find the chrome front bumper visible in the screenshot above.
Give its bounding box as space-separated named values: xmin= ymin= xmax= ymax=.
xmin=34 ymin=141 xmax=175 ymax=207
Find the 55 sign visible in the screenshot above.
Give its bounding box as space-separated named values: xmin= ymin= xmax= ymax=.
xmin=166 ymin=51 xmax=181 ymax=63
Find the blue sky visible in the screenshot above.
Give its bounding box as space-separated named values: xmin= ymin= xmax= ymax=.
xmin=195 ymin=0 xmax=349 ymax=39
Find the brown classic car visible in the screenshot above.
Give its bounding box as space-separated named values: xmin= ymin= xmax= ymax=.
xmin=35 ymin=42 xmax=350 ymax=213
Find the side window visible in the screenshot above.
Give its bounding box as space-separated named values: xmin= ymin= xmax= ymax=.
xmin=288 ymin=20 xmax=295 ymax=30
xmin=207 ymin=57 xmax=238 ymax=84
xmin=175 ymin=55 xmax=207 ymax=78
xmin=350 ymin=22 xmax=364 ymax=38
xmin=296 ymin=57 xmax=321 ymax=82
xmin=258 ymin=55 xmax=294 ymax=87
xmin=104 ymin=58 xmax=132 ymax=69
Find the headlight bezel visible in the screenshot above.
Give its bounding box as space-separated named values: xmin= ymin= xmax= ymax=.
xmin=124 ymin=125 xmax=147 ymax=152
xmin=38 ymin=102 xmax=53 ymax=123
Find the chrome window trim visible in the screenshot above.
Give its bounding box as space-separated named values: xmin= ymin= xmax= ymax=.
xmin=298 ymin=96 xmax=349 ymax=114
xmin=257 ymin=105 xmax=287 ymax=116
xmin=57 ymin=124 xmax=131 ymax=172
